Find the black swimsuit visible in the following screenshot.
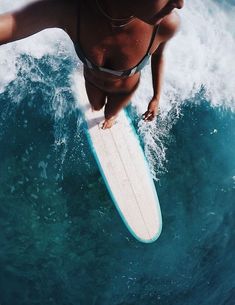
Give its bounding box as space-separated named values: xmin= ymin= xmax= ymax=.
xmin=74 ymin=3 xmax=159 ymax=77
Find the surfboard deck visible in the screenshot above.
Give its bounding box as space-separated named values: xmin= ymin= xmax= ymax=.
xmin=74 ymin=72 xmax=162 ymax=243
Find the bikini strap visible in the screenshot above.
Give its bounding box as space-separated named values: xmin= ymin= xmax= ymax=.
xmin=146 ymin=24 xmax=159 ymax=55
xmin=127 ymin=24 xmax=160 ymax=76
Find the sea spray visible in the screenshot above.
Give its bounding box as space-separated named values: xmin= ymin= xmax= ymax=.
xmin=133 ymin=0 xmax=235 ymax=176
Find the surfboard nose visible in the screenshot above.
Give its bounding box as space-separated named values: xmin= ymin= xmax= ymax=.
xmin=121 ymin=191 xmax=162 ymax=243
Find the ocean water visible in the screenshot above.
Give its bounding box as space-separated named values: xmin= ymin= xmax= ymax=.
xmin=0 ymin=1 xmax=235 ymax=305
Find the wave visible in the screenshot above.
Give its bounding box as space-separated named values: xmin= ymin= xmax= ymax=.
xmin=0 ymin=0 xmax=234 ymax=177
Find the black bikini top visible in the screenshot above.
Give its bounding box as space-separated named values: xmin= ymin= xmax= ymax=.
xmin=74 ymin=2 xmax=159 ymax=77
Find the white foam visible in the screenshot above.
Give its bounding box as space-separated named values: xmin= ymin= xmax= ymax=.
xmin=134 ymin=0 xmax=235 ymax=112
xmin=132 ymin=0 xmax=235 ymax=177
xmin=0 ymin=0 xmax=76 ymax=93
xmin=0 ymin=0 xmax=37 ymax=14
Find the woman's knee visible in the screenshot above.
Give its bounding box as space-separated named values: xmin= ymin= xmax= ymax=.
xmin=92 ymin=104 xmax=105 ymax=111
xmin=85 ymin=79 xmax=106 ymax=110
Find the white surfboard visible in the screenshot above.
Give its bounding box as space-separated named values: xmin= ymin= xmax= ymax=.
xmin=73 ymin=72 xmax=162 ymax=243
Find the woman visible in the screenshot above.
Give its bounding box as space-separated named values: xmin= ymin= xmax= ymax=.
xmin=0 ymin=0 xmax=184 ymax=128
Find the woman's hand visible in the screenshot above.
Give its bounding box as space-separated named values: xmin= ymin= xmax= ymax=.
xmin=142 ymin=98 xmax=159 ymax=121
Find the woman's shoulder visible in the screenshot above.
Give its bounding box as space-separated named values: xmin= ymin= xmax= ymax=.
xmin=157 ymin=11 xmax=181 ymax=42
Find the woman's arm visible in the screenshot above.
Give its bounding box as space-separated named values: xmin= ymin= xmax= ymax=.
xmin=143 ymin=11 xmax=181 ymax=121
xmin=0 ymin=0 xmax=71 ymax=46
xmin=143 ymin=42 xmax=166 ymax=121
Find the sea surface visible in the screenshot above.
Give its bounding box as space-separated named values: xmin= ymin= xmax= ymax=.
xmin=0 ymin=1 xmax=235 ymax=305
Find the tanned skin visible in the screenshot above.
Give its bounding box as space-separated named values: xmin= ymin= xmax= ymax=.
xmin=0 ymin=0 xmax=184 ymax=128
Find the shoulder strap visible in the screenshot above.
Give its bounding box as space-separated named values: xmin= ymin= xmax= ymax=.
xmin=146 ymin=24 xmax=159 ymax=55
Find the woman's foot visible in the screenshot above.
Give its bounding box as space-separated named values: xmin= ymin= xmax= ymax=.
xmin=102 ymin=116 xmax=117 ymax=129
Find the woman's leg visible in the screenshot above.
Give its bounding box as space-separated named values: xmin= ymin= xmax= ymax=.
xmin=85 ymin=79 xmax=106 ymax=111
xmin=103 ymin=78 xmax=140 ymax=129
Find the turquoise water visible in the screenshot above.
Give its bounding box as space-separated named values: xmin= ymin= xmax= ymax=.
xmin=0 ymin=53 xmax=235 ymax=304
